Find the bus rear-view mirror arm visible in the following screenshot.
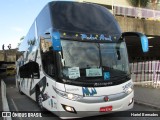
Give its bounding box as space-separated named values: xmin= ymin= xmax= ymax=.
xmin=122 ymin=32 xmax=149 ymax=53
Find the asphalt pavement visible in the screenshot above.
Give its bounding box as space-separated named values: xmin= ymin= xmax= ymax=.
xmin=134 ymin=85 xmax=160 ymax=110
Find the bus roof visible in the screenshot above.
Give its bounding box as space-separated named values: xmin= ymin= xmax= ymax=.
xmin=19 ymin=1 xmax=122 ymax=51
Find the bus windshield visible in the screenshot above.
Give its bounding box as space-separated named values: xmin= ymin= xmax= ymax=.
xmin=60 ymin=40 xmax=130 ymax=81
xmin=51 ymin=1 xmax=121 ymax=35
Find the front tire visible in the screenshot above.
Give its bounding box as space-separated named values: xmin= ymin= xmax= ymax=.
xmin=18 ymin=82 xmax=24 ymax=95
xmin=36 ymin=89 xmax=46 ymax=112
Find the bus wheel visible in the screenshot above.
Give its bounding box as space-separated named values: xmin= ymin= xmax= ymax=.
xmin=18 ymin=82 xmax=24 ymax=95
xmin=36 ymin=89 xmax=46 ymax=112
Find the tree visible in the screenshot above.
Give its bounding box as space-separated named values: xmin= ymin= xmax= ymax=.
xmin=128 ymin=0 xmax=149 ymax=7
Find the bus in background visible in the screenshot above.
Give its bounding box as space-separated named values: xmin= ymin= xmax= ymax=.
xmin=16 ymin=1 xmax=148 ymax=118
xmin=125 ymin=35 xmax=160 ymax=85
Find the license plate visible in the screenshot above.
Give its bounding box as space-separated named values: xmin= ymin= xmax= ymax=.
xmin=100 ymin=106 xmax=112 ymax=112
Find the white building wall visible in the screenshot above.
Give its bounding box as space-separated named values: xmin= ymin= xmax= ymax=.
xmin=77 ymin=0 xmax=160 ymax=10
xmin=77 ymin=0 xmax=130 ymax=6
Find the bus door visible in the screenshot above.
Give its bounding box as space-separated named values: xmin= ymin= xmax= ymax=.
xmin=39 ymin=36 xmax=59 ymax=111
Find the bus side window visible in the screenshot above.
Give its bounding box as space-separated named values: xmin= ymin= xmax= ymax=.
xmin=40 ymin=37 xmax=55 ymax=77
xmin=45 ymin=50 xmax=55 ymax=76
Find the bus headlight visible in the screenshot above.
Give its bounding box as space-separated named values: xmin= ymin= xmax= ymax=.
xmin=126 ymin=87 xmax=133 ymax=94
xmin=56 ymin=89 xmax=83 ymax=101
xmin=125 ymin=86 xmax=133 ymax=94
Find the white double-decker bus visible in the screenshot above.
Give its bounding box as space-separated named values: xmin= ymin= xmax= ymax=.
xmin=16 ymin=1 xmax=148 ymax=118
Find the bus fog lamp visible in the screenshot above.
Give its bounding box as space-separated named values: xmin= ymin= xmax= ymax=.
xmin=65 ymin=106 xmax=74 ymax=112
xmin=128 ymin=98 xmax=134 ymax=106
xmin=62 ymin=104 xmax=76 ymax=113
xmin=129 ymin=99 xmax=133 ymax=103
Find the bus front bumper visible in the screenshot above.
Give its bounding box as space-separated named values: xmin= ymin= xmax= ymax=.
xmin=56 ymin=91 xmax=134 ymax=119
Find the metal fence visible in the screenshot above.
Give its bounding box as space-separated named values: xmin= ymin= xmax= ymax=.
xmin=114 ymin=5 xmax=160 ymax=20
xmin=130 ymin=60 xmax=160 ymax=87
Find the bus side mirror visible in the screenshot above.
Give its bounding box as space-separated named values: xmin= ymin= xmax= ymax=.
xmin=52 ymin=32 xmax=61 ymax=51
xmin=122 ymin=32 xmax=149 ymax=53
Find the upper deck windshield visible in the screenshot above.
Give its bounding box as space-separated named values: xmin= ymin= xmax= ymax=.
xmin=50 ymin=1 xmax=121 ymax=35
xmin=60 ymin=40 xmax=130 ymax=81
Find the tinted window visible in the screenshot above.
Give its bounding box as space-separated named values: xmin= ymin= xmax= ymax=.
xmin=50 ymin=2 xmax=121 ymax=35
xmin=36 ymin=5 xmax=52 ymax=36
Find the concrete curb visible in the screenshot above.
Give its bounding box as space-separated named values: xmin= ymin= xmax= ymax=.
xmin=134 ymin=99 xmax=160 ymax=110
xmin=1 ymin=80 xmax=12 ymax=120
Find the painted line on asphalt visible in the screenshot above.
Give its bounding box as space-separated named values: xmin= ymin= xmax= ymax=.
xmin=11 ymin=99 xmax=19 ymax=112
xmin=11 ymin=98 xmax=28 ymax=120
xmin=11 ymin=98 xmax=31 ymax=120
xmin=134 ymin=99 xmax=160 ymax=110
xmin=11 ymin=98 xmax=33 ymax=120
